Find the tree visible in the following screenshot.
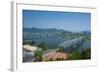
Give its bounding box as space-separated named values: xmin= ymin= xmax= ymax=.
xmin=31 ymin=41 xmax=36 ymax=45
xmin=69 ymin=51 xmax=81 ymax=60
xmin=34 ymin=50 xmax=43 ymax=61
xmin=69 ymin=49 xmax=91 ymax=60
xmin=80 ymin=49 xmax=91 ymax=59
xmin=37 ymin=42 xmax=48 ymax=50
xmin=28 ymin=41 xmax=36 ymax=46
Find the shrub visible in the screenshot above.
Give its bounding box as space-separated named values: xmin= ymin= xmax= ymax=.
xmin=37 ymin=42 xmax=48 ymax=50
xmin=69 ymin=52 xmax=81 ymax=60
xmin=80 ymin=49 xmax=91 ymax=59
xmin=34 ymin=50 xmax=43 ymax=61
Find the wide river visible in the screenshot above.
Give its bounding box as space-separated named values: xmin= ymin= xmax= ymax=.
xmin=24 ymin=37 xmax=91 ymax=52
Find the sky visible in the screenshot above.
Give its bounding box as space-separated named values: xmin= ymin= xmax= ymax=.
xmin=23 ymin=10 xmax=91 ymax=32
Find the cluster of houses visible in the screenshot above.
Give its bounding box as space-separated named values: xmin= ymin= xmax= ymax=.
xmin=23 ymin=44 xmax=69 ymax=62
xmin=43 ymin=52 xmax=69 ymax=61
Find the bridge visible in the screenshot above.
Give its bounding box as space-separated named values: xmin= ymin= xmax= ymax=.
xmin=58 ymin=37 xmax=85 ymax=52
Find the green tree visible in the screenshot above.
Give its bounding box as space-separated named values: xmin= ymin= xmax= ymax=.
xmin=69 ymin=51 xmax=81 ymax=60
xmin=28 ymin=41 xmax=36 ymax=46
xmin=34 ymin=50 xmax=43 ymax=61
xmin=37 ymin=42 xmax=48 ymax=50
xmin=80 ymin=49 xmax=91 ymax=59
xmin=31 ymin=41 xmax=36 ymax=45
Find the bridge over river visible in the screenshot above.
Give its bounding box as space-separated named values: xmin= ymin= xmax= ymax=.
xmin=43 ymin=37 xmax=85 ymax=58
xmin=58 ymin=37 xmax=85 ymax=52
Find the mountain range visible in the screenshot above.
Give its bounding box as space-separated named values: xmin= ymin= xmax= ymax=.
xmin=23 ymin=27 xmax=71 ymax=33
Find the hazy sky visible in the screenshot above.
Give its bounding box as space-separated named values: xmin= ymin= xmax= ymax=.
xmin=23 ymin=10 xmax=91 ymax=32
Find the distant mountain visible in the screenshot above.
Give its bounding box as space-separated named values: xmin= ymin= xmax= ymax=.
xmin=23 ymin=27 xmax=91 ymax=40
xmin=23 ymin=27 xmax=71 ymax=33
xmin=82 ymin=31 xmax=91 ymax=36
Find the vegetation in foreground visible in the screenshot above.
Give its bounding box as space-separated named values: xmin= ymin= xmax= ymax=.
xmin=69 ymin=49 xmax=91 ymax=60
xmin=23 ymin=40 xmax=91 ymax=62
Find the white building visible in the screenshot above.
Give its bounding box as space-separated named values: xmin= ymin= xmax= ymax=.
xmin=23 ymin=45 xmax=41 ymax=62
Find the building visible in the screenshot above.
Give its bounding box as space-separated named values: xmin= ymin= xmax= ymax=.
xmin=23 ymin=45 xmax=40 ymax=62
xmin=43 ymin=52 xmax=69 ymax=61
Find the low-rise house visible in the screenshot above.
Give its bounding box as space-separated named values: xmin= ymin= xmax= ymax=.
xmin=23 ymin=45 xmax=38 ymax=52
xmin=23 ymin=45 xmax=41 ymax=62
